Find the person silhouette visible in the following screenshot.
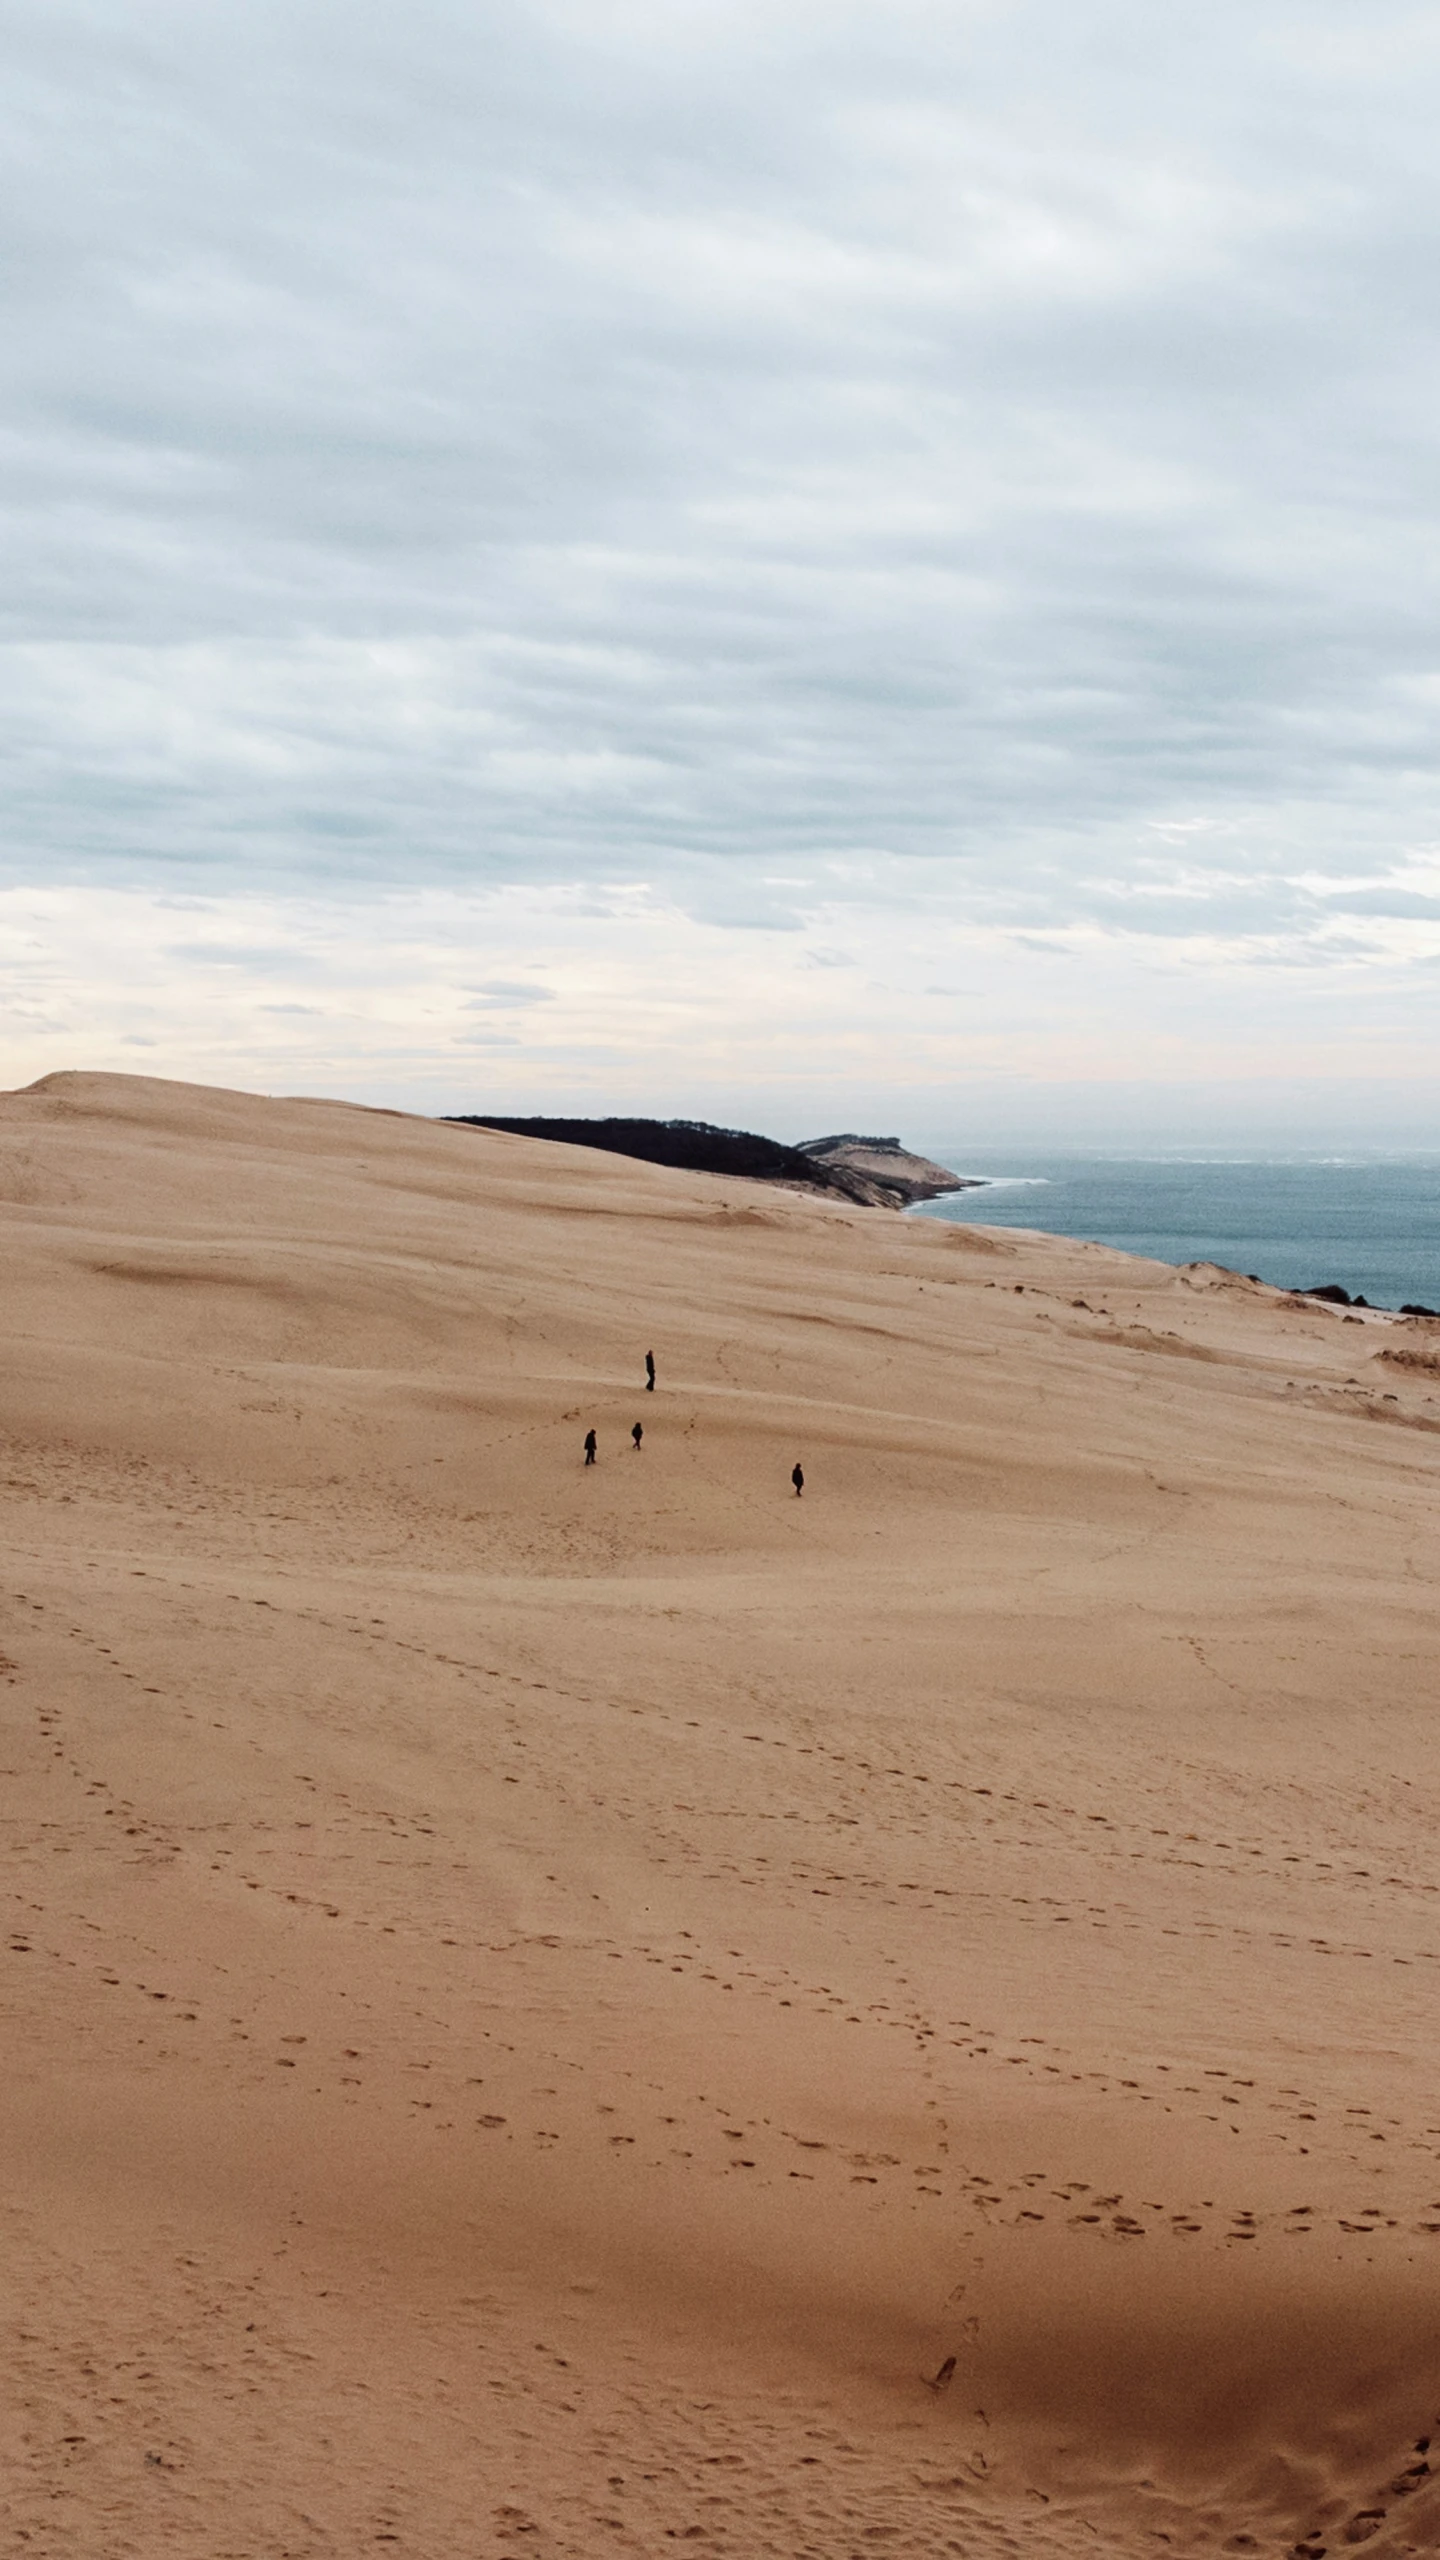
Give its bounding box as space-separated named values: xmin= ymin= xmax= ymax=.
xmin=792 ymin=1462 xmax=804 ymax=1497
xmin=584 ymin=1428 xmax=597 ymax=1465
xmin=631 ymin=1421 xmax=643 ymax=1450
xmin=645 ymin=1349 xmax=656 ymax=1392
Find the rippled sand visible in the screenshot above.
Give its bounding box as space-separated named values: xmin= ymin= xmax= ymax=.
xmin=5 ymin=1070 xmax=1440 ymax=2557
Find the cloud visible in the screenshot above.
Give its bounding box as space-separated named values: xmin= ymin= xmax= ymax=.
xmin=164 ymin=942 xmax=311 ymax=970
xmin=7 ymin=1 xmax=1440 ymax=1126
xmin=1319 ymin=888 xmax=1440 ymax=920
xmin=462 ymin=981 xmax=556 ymax=1009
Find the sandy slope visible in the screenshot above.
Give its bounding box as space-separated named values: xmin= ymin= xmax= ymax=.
xmin=4 ymin=1071 xmax=1440 ymax=2560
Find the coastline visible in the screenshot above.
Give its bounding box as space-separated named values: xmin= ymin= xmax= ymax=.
xmin=910 ymin=1149 xmax=1440 ymax=1314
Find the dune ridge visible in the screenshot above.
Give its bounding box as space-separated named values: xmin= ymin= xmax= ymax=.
xmin=5 ymin=1071 xmax=1440 ymax=2557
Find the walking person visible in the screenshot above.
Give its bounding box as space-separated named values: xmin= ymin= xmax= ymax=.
xmin=631 ymin=1421 xmax=643 ymax=1451
xmin=645 ymin=1349 xmax=655 ymax=1392
xmin=792 ymin=1461 xmax=804 ymax=1497
xmin=584 ymin=1428 xmax=597 ymax=1466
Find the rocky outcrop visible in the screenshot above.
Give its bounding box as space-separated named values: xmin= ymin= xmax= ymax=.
xmin=797 ymin=1133 xmax=972 ymax=1209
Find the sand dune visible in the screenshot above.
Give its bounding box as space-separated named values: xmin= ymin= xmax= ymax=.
xmin=5 ymin=1070 xmax=1440 ymax=2557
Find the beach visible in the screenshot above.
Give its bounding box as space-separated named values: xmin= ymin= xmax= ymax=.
xmin=5 ymin=1069 xmax=1440 ymax=2557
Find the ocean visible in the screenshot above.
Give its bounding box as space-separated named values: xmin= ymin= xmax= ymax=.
xmin=909 ymin=1153 xmax=1440 ymax=1313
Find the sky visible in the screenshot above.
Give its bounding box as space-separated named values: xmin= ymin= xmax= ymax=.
xmin=5 ymin=0 xmax=1440 ymax=1149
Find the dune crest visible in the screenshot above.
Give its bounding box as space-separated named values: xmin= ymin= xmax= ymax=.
xmin=5 ymin=1071 xmax=1440 ymax=2555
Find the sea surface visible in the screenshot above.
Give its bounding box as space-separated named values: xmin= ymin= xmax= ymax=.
xmin=910 ymin=1153 xmax=1440 ymax=1313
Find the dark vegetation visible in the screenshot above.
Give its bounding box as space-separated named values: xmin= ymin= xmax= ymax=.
xmin=445 ymin=1115 xmax=880 ymax=1203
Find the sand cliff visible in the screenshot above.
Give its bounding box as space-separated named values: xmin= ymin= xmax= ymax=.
xmin=797 ymin=1131 xmax=971 ymax=1206
xmin=5 ymin=1071 xmax=1440 ymax=2557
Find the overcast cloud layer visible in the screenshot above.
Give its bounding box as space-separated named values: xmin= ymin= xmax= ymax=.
xmin=6 ymin=1 xmax=1440 ymax=1133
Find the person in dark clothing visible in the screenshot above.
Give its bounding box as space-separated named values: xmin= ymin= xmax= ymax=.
xmin=584 ymin=1428 xmax=597 ymax=1465
xmin=645 ymin=1349 xmax=656 ymax=1391
xmin=631 ymin=1421 xmax=643 ymax=1450
xmin=792 ymin=1462 xmax=804 ymax=1497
